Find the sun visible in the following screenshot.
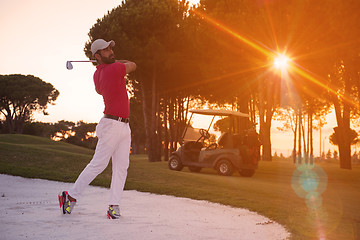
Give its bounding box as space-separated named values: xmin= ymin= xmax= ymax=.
xmin=274 ymin=54 xmax=290 ymax=70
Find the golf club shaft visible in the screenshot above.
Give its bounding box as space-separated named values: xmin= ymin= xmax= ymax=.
xmin=66 ymin=60 xmax=97 ymax=70
xmin=69 ymin=60 xmax=97 ymax=63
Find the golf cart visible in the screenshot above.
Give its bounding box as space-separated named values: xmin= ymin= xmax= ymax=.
xmin=168 ymin=109 xmax=261 ymax=177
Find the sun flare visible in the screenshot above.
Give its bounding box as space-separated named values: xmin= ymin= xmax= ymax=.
xmin=274 ymin=54 xmax=290 ymax=70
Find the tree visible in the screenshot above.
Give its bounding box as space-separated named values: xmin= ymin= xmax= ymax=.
xmin=51 ymin=120 xmax=75 ymax=140
xmin=72 ymin=121 xmax=97 ymax=141
xmin=129 ymin=96 xmax=146 ymax=154
xmin=46 ymin=120 xmax=99 ymax=149
xmin=0 ymin=74 xmax=59 ymax=133
xmin=85 ymin=0 xmax=197 ymax=161
xmin=65 ymin=121 xmax=98 ymax=149
xmin=326 ymin=149 xmax=332 ymax=161
xmin=195 ymin=0 xmax=274 ymax=161
xmin=23 ymin=121 xmax=55 ymax=138
xmin=288 ymin=1 xmax=360 ymax=169
xmin=329 ymin=128 xmax=359 ymax=146
xmin=83 ymin=0 xmax=360 ymax=168
xmin=274 ymin=107 xmax=297 ymax=162
xmin=333 ymin=150 xmax=339 ymax=161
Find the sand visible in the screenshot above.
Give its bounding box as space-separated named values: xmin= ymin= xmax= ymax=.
xmin=0 ymin=174 xmax=290 ymax=240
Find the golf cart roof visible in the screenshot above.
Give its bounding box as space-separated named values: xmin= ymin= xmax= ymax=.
xmin=189 ymin=109 xmax=249 ymax=118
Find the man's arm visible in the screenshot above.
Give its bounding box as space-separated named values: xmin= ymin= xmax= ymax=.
xmin=116 ymin=60 xmax=137 ymax=74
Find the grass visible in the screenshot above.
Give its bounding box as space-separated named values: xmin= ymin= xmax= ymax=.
xmin=0 ymin=134 xmax=359 ymax=239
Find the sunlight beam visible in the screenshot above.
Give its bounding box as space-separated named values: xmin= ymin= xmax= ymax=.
xmin=192 ymin=9 xmax=276 ymax=59
xmin=192 ymin=9 xmax=360 ymax=109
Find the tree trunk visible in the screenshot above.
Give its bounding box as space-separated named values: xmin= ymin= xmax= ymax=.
xmin=310 ymin=112 xmax=314 ymax=164
xmin=140 ymin=81 xmax=150 ymax=156
xmin=238 ymin=92 xmax=250 ymax=130
xmin=174 ymin=98 xmax=180 ymax=148
xmin=184 ymin=96 xmax=190 ymax=124
xmin=176 ymin=98 xmax=183 ymax=143
xmin=259 ymin=102 xmax=273 ymax=160
xmin=156 ymin=94 xmax=162 ymax=160
xmin=293 ymin=112 xmax=298 ymax=163
xmin=16 ymin=111 xmax=27 ymax=134
xmin=297 ymin=108 xmax=302 ymax=164
xmin=169 ymin=96 xmax=175 ymax=152
xmin=6 ymin=115 xmax=14 ymax=133
xmin=258 ymin=78 xmax=275 ymax=162
xmin=333 ymin=100 xmax=352 ymax=169
xmin=249 ymin=93 xmax=256 ymax=124
xmin=259 ymin=79 xmax=272 ymax=161
xmin=302 ymin=113 xmax=307 ymax=163
xmin=149 ymin=67 xmax=161 ymax=162
xmin=3 ymin=107 xmax=14 ymax=133
xmin=338 ymin=136 xmax=351 ymax=169
xmin=306 ymin=113 xmax=310 ymax=163
xmin=332 ymin=62 xmax=352 ymax=169
xmin=261 ymin=120 xmax=272 ymax=161
xmin=163 ymin=96 xmax=169 ymax=161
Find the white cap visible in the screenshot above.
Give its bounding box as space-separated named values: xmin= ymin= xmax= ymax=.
xmin=91 ymin=39 xmax=115 ymax=56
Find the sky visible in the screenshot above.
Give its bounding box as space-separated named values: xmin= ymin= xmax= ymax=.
xmin=0 ymin=0 xmax=341 ymax=157
xmin=0 ymin=0 xmax=122 ymax=123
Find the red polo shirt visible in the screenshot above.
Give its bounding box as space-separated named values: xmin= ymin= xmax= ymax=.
xmin=93 ymin=62 xmax=129 ymax=118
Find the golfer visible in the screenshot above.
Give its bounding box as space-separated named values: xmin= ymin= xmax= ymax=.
xmin=58 ymin=39 xmax=136 ymax=219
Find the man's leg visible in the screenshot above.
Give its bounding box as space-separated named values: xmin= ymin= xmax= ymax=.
xmin=108 ymin=122 xmax=131 ymax=206
xmin=68 ymin=140 xmax=113 ymax=200
xmin=68 ymin=118 xmax=118 ymax=200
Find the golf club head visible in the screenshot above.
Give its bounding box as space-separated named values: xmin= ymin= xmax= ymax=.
xmin=66 ymin=61 xmax=73 ymax=70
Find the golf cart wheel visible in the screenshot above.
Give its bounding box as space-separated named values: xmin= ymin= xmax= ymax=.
xmin=239 ymin=169 xmax=255 ymax=177
xmin=168 ymin=155 xmax=183 ymax=171
xmin=188 ymin=166 xmax=202 ymax=172
xmin=216 ymin=159 xmax=234 ymax=176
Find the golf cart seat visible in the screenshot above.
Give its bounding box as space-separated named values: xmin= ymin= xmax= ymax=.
xmin=184 ymin=141 xmax=203 ymax=151
xmin=184 ymin=141 xmax=203 ymax=161
xmin=218 ymin=132 xmax=233 ymax=149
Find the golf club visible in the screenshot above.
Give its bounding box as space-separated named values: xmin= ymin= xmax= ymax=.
xmin=66 ymin=60 xmax=97 ymax=70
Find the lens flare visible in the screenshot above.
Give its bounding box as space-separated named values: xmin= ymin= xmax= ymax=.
xmin=191 ymin=9 xmax=360 ymax=109
xmin=291 ymin=164 xmax=328 ymax=201
xmin=274 ymin=54 xmax=290 ymax=70
xmin=306 ymin=192 xmax=323 ymax=210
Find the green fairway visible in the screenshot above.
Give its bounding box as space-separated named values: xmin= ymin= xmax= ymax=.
xmin=0 ymin=134 xmax=359 ymax=240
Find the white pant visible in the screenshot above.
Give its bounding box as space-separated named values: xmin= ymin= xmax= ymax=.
xmin=69 ymin=117 xmax=131 ymax=206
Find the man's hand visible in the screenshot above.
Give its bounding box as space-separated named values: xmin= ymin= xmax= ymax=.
xmin=116 ymin=60 xmax=137 ymax=74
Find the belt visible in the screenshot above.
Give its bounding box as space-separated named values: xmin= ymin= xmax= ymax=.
xmin=104 ymin=114 xmax=129 ymax=123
